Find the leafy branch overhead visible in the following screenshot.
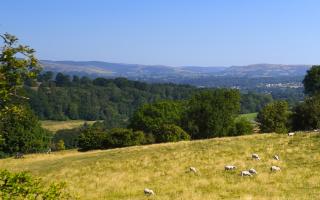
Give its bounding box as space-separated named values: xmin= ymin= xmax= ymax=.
xmin=0 ymin=33 xmax=41 ymax=108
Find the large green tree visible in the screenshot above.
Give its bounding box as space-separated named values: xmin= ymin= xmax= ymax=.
xmin=0 ymin=33 xmax=50 ymax=156
xmin=303 ymin=65 xmax=320 ymax=95
xmin=129 ymin=100 xmax=186 ymax=133
xmin=257 ymin=101 xmax=290 ymax=133
xmin=183 ymin=89 xmax=240 ymax=138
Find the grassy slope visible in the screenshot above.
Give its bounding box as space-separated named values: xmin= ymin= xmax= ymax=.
xmin=1 ymin=132 xmax=320 ymax=199
xmin=41 ymin=120 xmax=96 ymax=133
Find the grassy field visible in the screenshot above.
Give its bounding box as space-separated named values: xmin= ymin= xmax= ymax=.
xmin=237 ymin=112 xmax=258 ymax=122
xmin=1 ymin=132 xmax=319 ymax=199
xmin=41 ymin=120 xmax=96 ymax=133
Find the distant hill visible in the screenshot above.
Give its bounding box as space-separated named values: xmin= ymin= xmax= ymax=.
xmin=40 ymin=60 xmax=312 ymax=79
xmin=220 ymin=64 xmax=311 ymax=77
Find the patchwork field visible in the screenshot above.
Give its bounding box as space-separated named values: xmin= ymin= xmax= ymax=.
xmin=41 ymin=120 xmax=96 ymax=133
xmin=1 ymin=132 xmax=319 ymax=199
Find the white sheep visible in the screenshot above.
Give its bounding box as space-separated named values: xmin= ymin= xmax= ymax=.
xmin=248 ymin=168 xmax=257 ymax=175
xmin=144 ymin=188 xmax=155 ymax=196
xmin=241 ymin=170 xmax=252 ymax=176
xmin=274 ymin=155 xmax=280 ymax=161
xmin=288 ymin=132 xmax=295 ymax=136
xmin=270 ymin=166 xmax=281 ymax=172
xmin=190 ymin=167 xmax=197 ymax=173
xmin=252 ymin=153 xmax=260 ymax=160
xmin=225 ymin=165 xmax=236 ymax=171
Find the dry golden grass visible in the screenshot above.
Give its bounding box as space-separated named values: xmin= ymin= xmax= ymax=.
xmin=1 ymin=132 xmax=320 ymax=199
xmin=41 ymin=120 xmax=96 ymax=133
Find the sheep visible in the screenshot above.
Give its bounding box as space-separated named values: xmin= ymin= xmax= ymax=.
xmin=248 ymin=168 xmax=257 ymax=175
xmin=240 ymin=170 xmax=252 ymax=176
xmin=225 ymin=165 xmax=236 ymax=171
xmin=252 ymin=153 xmax=260 ymax=160
xmin=288 ymin=132 xmax=295 ymax=136
xmin=189 ymin=167 xmax=197 ymax=173
xmin=270 ymin=166 xmax=281 ymax=172
xmin=274 ymin=155 xmax=280 ymax=161
xmin=144 ymin=188 xmax=155 ymax=196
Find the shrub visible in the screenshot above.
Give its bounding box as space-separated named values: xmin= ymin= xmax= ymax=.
xmin=0 ymin=170 xmax=71 ymax=199
xmin=154 ymin=124 xmax=190 ymax=143
xmin=78 ymin=126 xmax=106 ymax=151
xmin=104 ymin=128 xmax=145 ymax=148
xmin=233 ymin=118 xmax=254 ymax=136
xmin=257 ymin=101 xmax=290 ymax=133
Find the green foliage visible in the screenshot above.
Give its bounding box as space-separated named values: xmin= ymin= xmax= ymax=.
xmin=233 ymin=118 xmax=254 ymax=136
xmin=183 ymin=89 xmax=240 ymax=139
xmin=129 ymin=100 xmax=186 ymax=133
xmin=257 ymin=101 xmax=290 ymax=133
xmin=0 ymin=106 xmax=52 ymax=156
xmin=56 ymin=140 xmax=65 ymax=151
xmin=291 ymin=95 xmax=320 ymax=131
xmin=104 ymin=128 xmax=146 ymax=148
xmin=303 ymin=65 xmax=320 ymax=95
xmin=153 ymin=124 xmax=190 ymax=143
xmin=53 ymin=128 xmax=81 ymax=149
xmin=240 ymin=92 xmax=273 ymax=113
xmin=78 ymin=125 xmax=105 ymax=151
xmin=0 ymin=170 xmax=70 ymax=200
xmin=0 ymin=33 xmax=41 ymax=108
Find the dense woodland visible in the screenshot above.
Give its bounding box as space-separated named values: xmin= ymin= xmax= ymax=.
xmin=26 ymin=72 xmax=274 ymax=126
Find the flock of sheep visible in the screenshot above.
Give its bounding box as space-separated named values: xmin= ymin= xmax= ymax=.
xmin=144 ymin=131 xmax=298 ymax=196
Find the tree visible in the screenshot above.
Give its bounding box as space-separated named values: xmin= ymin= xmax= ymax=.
xmin=78 ymin=125 xmax=106 ymax=151
xmin=0 ymin=33 xmax=41 ymax=109
xmin=0 ymin=106 xmax=52 ymax=155
xmin=303 ymin=65 xmax=320 ymax=95
xmin=153 ymin=124 xmax=190 ymax=143
xmin=104 ymin=128 xmax=145 ymax=148
xmin=291 ymin=95 xmax=320 ymax=131
xmin=233 ymin=117 xmax=254 ymax=136
xmin=0 ymin=33 xmax=51 ymax=156
xmin=129 ymin=100 xmax=186 ymax=133
xmin=183 ymin=89 xmax=240 ymax=139
xmin=257 ymin=101 xmax=290 ymax=133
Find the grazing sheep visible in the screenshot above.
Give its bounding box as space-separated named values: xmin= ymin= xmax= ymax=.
xmin=288 ymin=132 xmax=295 ymax=136
xmin=252 ymin=153 xmax=260 ymax=160
xmin=144 ymin=188 xmax=155 ymax=196
xmin=314 ymin=129 xmax=318 ymax=132
xmin=225 ymin=165 xmax=236 ymax=171
xmin=274 ymin=155 xmax=280 ymax=161
xmin=248 ymin=168 xmax=257 ymax=175
xmin=241 ymin=170 xmax=252 ymax=176
xmin=270 ymin=166 xmax=281 ymax=172
xmin=189 ymin=167 xmax=198 ymax=173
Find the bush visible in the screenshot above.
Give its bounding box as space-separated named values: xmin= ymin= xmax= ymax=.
xmin=257 ymin=101 xmax=290 ymax=133
xmin=153 ymin=124 xmax=190 ymax=143
xmin=0 ymin=106 xmax=52 ymax=155
xmin=104 ymin=128 xmax=146 ymax=148
xmin=0 ymin=170 xmax=71 ymax=199
xmin=78 ymin=126 xmax=106 ymax=151
xmin=233 ymin=118 xmax=254 ymax=136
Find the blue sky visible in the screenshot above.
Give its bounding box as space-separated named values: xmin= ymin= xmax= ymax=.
xmin=1 ymin=0 xmax=319 ymax=66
